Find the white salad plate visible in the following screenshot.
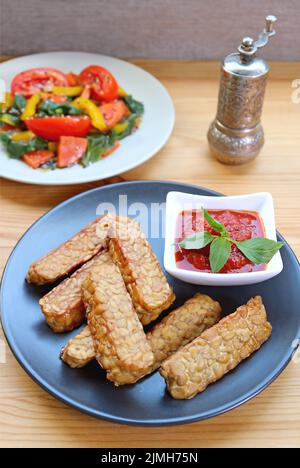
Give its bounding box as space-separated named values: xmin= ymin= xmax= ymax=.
xmin=164 ymin=191 xmax=283 ymax=286
xmin=0 ymin=51 xmax=175 ymax=185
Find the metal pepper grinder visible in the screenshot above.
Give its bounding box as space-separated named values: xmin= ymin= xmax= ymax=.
xmin=207 ymin=15 xmax=277 ymax=165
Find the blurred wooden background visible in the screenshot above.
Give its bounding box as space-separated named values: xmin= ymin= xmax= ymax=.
xmin=0 ymin=0 xmax=299 ymax=60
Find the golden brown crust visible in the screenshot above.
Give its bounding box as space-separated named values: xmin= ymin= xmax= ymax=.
xmin=61 ymin=294 xmax=221 ymax=373
xmin=108 ymin=218 xmax=175 ymax=325
xmin=36 ymin=214 xmax=173 ymax=332
xmin=26 ymin=214 xmax=117 ymax=285
xmin=83 ymin=252 xmax=154 ymax=385
xmin=60 ymin=326 xmax=95 ymax=368
xmin=39 ymin=251 xmax=110 ymax=333
xmin=160 ymin=296 xmax=272 ymax=399
xmin=148 ymin=294 xmax=221 ymax=371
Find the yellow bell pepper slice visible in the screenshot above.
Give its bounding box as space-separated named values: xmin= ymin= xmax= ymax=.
xmin=5 ymin=92 xmax=14 ymax=108
xmin=134 ymin=116 xmax=142 ymax=128
xmin=21 ymin=93 xmax=41 ymax=120
xmin=11 ymin=131 xmax=35 ymax=142
xmin=72 ymin=97 xmax=107 ymax=132
xmin=113 ymin=121 xmax=129 ymax=134
xmin=52 ymin=86 xmax=83 ymax=97
xmin=0 ymin=114 xmax=17 ymax=126
xmin=0 ymin=92 xmax=14 ymax=112
xmin=118 ymin=87 xmax=128 ymax=97
xmin=48 ymin=142 xmax=57 ymax=152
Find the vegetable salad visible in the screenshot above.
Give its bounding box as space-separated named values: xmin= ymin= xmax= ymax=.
xmin=0 ymin=66 xmax=144 ymax=169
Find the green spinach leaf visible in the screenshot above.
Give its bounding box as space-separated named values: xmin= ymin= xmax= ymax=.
xmin=111 ymin=114 xmax=137 ymax=140
xmin=0 ymin=133 xmax=48 ymax=159
xmin=12 ymin=94 xmax=26 ymax=113
xmin=123 ymin=95 xmax=144 ymax=116
xmin=81 ymin=134 xmax=115 ymax=167
xmin=38 ymin=100 xmax=82 ymax=117
xmin=7 ymin=94 xmax=26 ymax=117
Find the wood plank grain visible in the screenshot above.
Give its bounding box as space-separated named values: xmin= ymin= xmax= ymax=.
xmin=0 ymin=59 xmax=299 ymax=448
xmin=1 ymin=56 xmax=299 ymax=80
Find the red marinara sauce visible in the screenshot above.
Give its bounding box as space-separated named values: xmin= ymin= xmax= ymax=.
xmin=175 ymin=209 xmax=266 ymax=274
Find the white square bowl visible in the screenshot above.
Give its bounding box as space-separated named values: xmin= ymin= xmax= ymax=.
xmin=164 ymin=191 xmax=283 ymax=286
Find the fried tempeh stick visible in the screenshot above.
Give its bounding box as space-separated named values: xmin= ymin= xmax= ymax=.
xmin=160 ymin=296 xmax=272 ymax=399
xmin=147 ymin=294 xmax=221 ymax=370
xmin=37 ymin=214 xmax=172 ymax=332
xmin=108 ymin=217 xmax=175 ymax=325
xmin=61 ymin=326 xmax=95 ymax=368
xmin=39 ymin=251 xmax=111 ymax=333
xmin=61 ymin=294 xmax=221 ymax=371
xmin=26 ymin=213 xmax=117 ymax=285
xmin=83 ymin=252 xmax=154 ymax=385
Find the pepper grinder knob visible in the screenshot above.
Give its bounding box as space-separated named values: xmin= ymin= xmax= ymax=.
xmin=254 ymin=15 xmax=277 ymax=50
xmin=265 ymin=15 xmax=277 ymax=35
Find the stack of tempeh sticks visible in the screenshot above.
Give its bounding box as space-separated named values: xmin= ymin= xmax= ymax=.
xmin=27 ymin=213 xmax=272 ymax=398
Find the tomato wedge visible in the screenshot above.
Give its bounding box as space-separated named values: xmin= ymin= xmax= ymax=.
xmin=100 ymin=100 xmax=130 ymax=129
xmin=66 ymin=72 xmax=79 ymax=86
xmin=25 ymin=116 xmax=91 ymax=141
xmin=57 ymin=136 xmax=88 ymax=167
xmin=79 ymin=65 xmax=118 ymax=102
xmin=11 ymin=68 xmax=68 ymax=97
xmin=0 ymin=123 xmax=15 ymax=132
xmin=40 ymin=93 xmax=67 ymax=103
xmin=22 ymin=150 xmax=55 ymax=169
xmin=80 ymin=84 xmax=92 ymax=99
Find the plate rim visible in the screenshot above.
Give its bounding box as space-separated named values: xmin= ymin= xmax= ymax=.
xmin=1 ymin=180 xmax=300 ymax=426
xmin=0 ymin=51 xmax=175 ymax=185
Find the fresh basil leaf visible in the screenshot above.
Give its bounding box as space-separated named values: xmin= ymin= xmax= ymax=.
xmin=209 ymin=237 xmax=231 ymax=273
xmin=202 ymin=208 xmax=227 ymax=235
xmin=234 ymin=237 xmax=284 ymax=264
xmin=123 ymin=95 xmax=144 ymax=116
xmin=179 ymin=231 xmax=215 ymax=250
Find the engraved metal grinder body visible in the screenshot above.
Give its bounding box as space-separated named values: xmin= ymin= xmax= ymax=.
xmin=207 ymin=15 xmax=277 ymax=165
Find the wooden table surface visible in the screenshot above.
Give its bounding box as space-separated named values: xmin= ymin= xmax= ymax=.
xmin=0 ymin=58 xmax=299 ymax=448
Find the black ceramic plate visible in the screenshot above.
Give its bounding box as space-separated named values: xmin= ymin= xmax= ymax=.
xmin=1 ymin=181 xmax=300 ymax=426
